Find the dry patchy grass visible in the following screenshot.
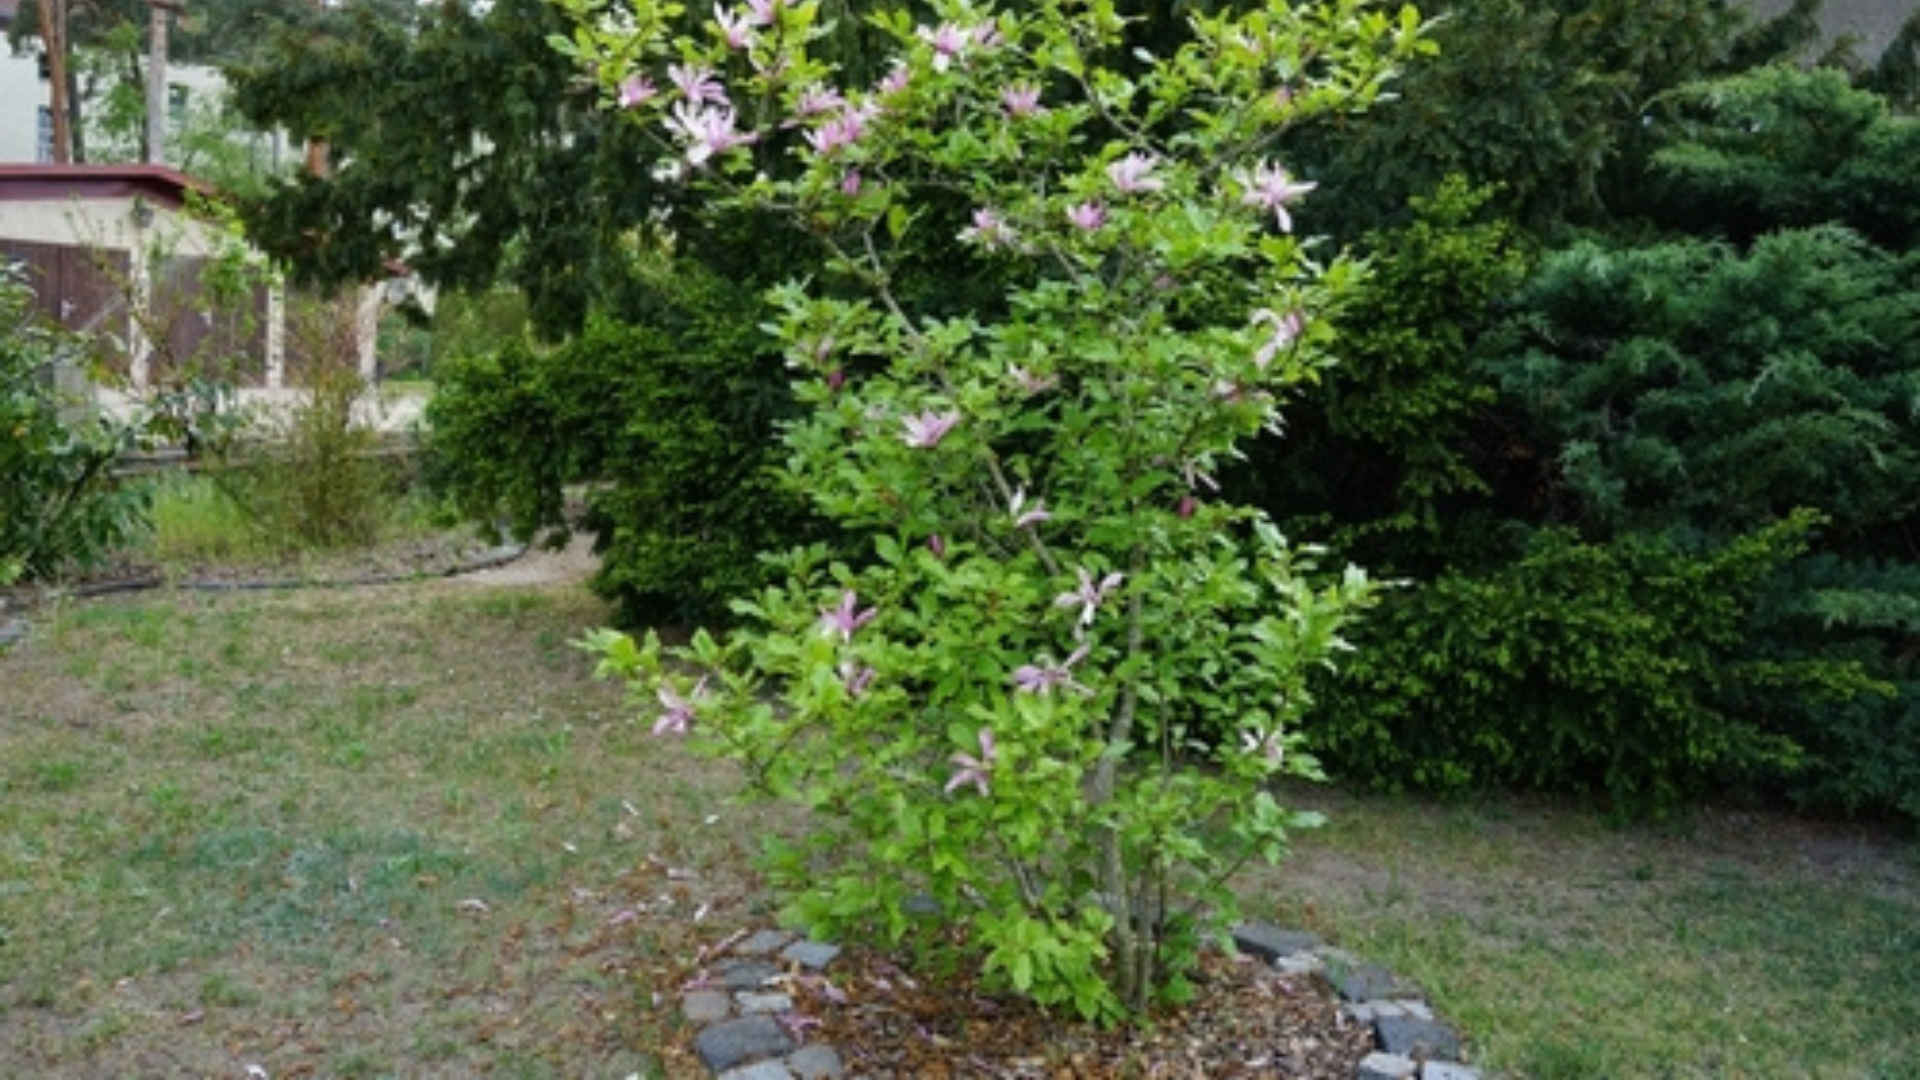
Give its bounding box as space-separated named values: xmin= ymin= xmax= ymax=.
xmin=1 ymin=579 xmax=762 ymax=1079
xmin=1245 ymin=786 xmax=1920 ymax=1078
xmin=3 ymin=573 xmax=1916 ymax=1078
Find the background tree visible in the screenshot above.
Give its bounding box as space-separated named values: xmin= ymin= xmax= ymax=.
xmin=1288 ymin=63 xmax=1920 ymax=823
xmin=1278 ymin=0 xmax=1826 ymax=239
xmin=1645 ymin=65 xmax=1920 ymax=248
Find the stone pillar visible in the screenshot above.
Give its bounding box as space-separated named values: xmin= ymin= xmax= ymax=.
xmin=355 ymin=283 xmax=381 ymax=383
xmin=264 ymin=283 xmax=285 ymax=389
xmin=128 ymin=237 xmax=152 ymax=390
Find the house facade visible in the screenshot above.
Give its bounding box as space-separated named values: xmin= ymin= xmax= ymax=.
xmin=0 ymin=163 xmax=285 ymax=389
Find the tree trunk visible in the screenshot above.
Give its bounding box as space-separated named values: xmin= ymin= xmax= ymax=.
xmin=35 ymin=0 xmax=72 ymax=163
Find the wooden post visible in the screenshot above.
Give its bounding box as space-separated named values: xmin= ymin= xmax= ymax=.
xmin=34 ymin=0 xmax=72 ymax=163
xmin=304 ymin=0 xmax=329 ymax=176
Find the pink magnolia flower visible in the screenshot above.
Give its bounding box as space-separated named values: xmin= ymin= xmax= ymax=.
xmin=971 ymin=21 xmax=1005 ymax=49
xmin=789 ymin=85 xmax=847 ymax=120
xmin=1181 ymin=459 xmax=1221 ymax=493
xmin=918 ymin=22 xmax=970 ymax=71
xmin=1251 ymin=307 xmax=1306 ymax=370
xmin=927 ymin=533 xmax=947 ymax=559
xmin=946 ymin=728 xmax=997 ymax=797
xmin=1237 ymin=159 xmax=1316 ymax=233
xmin=1008 ymin=364 xmax=1057 ymax=395
xmin=1000 ymin=83 xmax=1043 ymax=118
xmin=840 ymin=170 xmax=862 ymax=196
xmin=744 ymin=0 xmax=780 ymax=26
xmin=1066 ymin=201 xmax=1108 ymax=231
xmin=958 ymin=207 xmax=1017 ymax=251
xmin=1107 ymin=152 xmax=1164 ymax=194
xmin=667 ymin=101 xmax=758 ymax=167
xmin=713 ymin=4 xmax=756 ymax=49
xmin=618 ymin=74 xmax=658 ymax=109
xmin=901 ymin=410 xmax=960 ymax=448
xmin=839 ymin=661 xmax=876 ymax=698
xmin=1241 ymin=727 xmax=1285 ymax=764
xmin=1009 ymin=487 xmax=1051 ymax=529
xmin=820 ymin=590 xmax=878 ymax=642
xmin=878 ymin=62 xmax=912 ymax=97
xmin=1054 ymin=567 xmax=1124 ymax=634
xmin=805 ymin=112 xmax=866 ymax=157
xmin=1012 ymin=644 xmax=1092 ymax=696
xmin=654 ymin=678 xmax=707 ymax=735
xmin=788 ymin=334 xmax=834 ymax=369
xmin=668 ymin=63 xmax=728 ymax=106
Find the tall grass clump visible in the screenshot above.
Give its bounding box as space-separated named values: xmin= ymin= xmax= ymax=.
xmin=211 ymin=296 xmax=401 ymax=551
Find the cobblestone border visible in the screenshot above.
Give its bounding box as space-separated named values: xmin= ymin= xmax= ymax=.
xmin=679 ymin=923 xmax=1481 ymax=1079
xmin=1231 ymin=922 xmax=1481 ymax=1080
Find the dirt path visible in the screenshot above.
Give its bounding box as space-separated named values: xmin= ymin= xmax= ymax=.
xmin=450 ymin=531 xmax=599 ymax=587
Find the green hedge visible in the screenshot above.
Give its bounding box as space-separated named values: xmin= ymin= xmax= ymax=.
xmin=1308 ymin=514 xmax=1872 ymax=819
xmin=424 ymin=272 xmax=828 ymax=626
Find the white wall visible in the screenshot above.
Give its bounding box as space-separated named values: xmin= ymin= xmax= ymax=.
xmin=0 ymin=52 xmax=244 ymax=167
xmin=0 ymin=52 xmax=47 ymax=164
xmin=0 ymin=193 xmax=227 ymax=257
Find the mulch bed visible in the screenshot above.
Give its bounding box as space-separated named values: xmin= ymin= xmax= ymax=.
xmin=667 ymin=944 xmax=1375 ymax=1079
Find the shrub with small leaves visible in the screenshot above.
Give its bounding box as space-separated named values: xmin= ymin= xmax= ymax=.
xmin=1 ymin=265 xmax=148 ymax=581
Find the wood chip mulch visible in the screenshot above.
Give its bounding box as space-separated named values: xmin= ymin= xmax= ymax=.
xmin=693 ymin=944 xmax=1376 ymax=1079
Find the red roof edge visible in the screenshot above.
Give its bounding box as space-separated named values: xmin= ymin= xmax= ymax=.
xmin=0 ymin=164 xmax=220 ymax=209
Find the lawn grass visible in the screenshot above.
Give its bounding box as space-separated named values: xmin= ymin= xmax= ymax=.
xmin=1244 ymin=786 xmax=1920 ymax=1078
xmin=1 ymin=579 xmax=762 ymax=1079
xmin=3 ymin=577 xmax=1915 ymax=1078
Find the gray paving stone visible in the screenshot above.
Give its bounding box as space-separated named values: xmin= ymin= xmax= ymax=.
xmin=1421 ymin=1062 xmax=1482 ymax=1080
xmin=1357 ymin=1050 xmax=1418 ymax=1080
xmin=780 ymin=940 xmax=842 ymax=970
xmin=682 ymin=990 xmax=732 ymax=1024
xmin=1276 ymin=953 xmax=1323 ymax=977
xmin=716 ymin=1061 xmax=794 ymax=1080
xmin=734 ymin=991 xmax=793 ymax=1015
xmin=1314 ymin=945 xmax=1360 ymax=970
xmin=787 ymin=1044 xmax=846 ymax=1079
xmin=1230 ymin=921 xmax=1324 ymax=961
xmin=734 ymin=929 xmax=797 ymax=956
xmin=717 ymin=958 xmax=781 ymax=990
xmin=1376 ymin=1015 xmax=1463 ymax=1061
xmin=1330 ymin=960 xmax=1406 ymax=1003
xmin=695 ymin=1014 xmax=796 ymax=1073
